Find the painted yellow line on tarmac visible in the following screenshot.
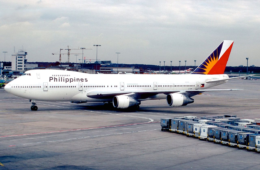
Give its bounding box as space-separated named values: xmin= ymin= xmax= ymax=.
xmin=0 ymin=162 xmax=4 ymax=166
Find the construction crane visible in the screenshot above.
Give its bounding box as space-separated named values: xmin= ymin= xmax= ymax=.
xmin=52 ymin=46 xmax=92 ymax=63
xmin=52 ymin=48 xmax=66 ymax=62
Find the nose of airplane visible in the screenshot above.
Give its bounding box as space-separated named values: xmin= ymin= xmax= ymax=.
xmin=4 ymin=84 xmax=11 ymax=93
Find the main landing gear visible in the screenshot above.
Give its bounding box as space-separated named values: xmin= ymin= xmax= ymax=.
xmin=30 ymin=100 xmax=38 ymax=111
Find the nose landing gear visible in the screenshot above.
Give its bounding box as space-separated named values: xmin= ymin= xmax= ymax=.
xmin=30 ymin=100 xmax=38 ymax=111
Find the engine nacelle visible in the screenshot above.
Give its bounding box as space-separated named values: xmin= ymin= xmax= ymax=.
xmin=112 ymin=95 xmax=140 ymax=109
xmin=167 ymin=93 xmax=194 ymax=107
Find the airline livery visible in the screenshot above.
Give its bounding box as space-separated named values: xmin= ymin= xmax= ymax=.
xmin=5 ymin=40 xmax=236 ymax=111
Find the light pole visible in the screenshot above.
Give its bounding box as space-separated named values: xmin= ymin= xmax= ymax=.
xmin=159 ymin=61 xmax=161 ymax=71
xmin=116 ymin=52 xmax=120 ymax=74
xmin=194 ymin=60 xmax=196 ymax=67
xmin=246 ymin=58 xmax=249 ymax=75
xmin=93 ymin=44 xmax=101 ymax=63
xmin=59 ymin=49 xmax=63 ymax=62
xmin=170 ymin=61 xmax=172 ymax=72
xmin=185 ymin=60 xmax=187 ymax=70
xmin=80 ymin=47 xmax=86 ymax=63
xmin=75 ymin=54 xmax=78 ymax=63
xmin=164 ymin=61 xmax=165 ymax=72
xmin=3 ymin=51 xmax=7 ymax=62
xmin=179 ymin=61 xmax=181 ymax=73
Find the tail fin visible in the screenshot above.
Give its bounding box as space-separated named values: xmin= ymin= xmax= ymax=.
xmin=192 ymin=40 xmax=234 ymax=75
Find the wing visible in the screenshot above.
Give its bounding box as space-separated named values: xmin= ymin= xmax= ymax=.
xmin=206 ymin=76 xmax=246 ymax=83
xmin=87 ymin=89 xmax=241 ymax=99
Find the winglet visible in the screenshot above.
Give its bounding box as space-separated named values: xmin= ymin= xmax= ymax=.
xmin=192 ymin=40 xmax=234 ymax=75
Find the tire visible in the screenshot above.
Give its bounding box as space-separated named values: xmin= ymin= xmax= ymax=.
xmin=31 ymin=106 xmax=38 ymax=111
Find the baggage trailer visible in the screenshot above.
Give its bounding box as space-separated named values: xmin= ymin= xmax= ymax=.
xmin=228 ymin=130 xmax=241 ymax=147
xmin=218 ymin=124 xmax=233 ymax=129
xmin=177 ymin=120 xmax=191 ymax=134
xmin=199 ymin=125 xmax=217 ymax=140
xmin=220 ymin=129 xmax=235 ymax=145
xmin=207 ymin=126 xmax=218 ymax=142
xmin=206 ymin=121 xmax=226 ymax=127
xmin=228 ymin=126 xmax=246 ymax=131
xmin=228 ymin=117 xmax=240 ymax=122
xmin=237 ymin=132 xmax=253 ymax=149
xmin=224 ymin=115 xmax=237 ymax=118
xmin=255 ymin=135 xmax=260 ymax=152
xmin=193 ymin=123 xmax=206 ymax=138
xmin=233 ymin=122 xmax=251 ymax=127
xmin=247 ymin=134 xmax=260 ymax=151
xmin=183 ymin=121 xmax=195 ymax=135
xmin=212 ymin=116 xmax=224 ymax=119
xmin=214 ymin=119 xmax=229 ymax=122
xmin=169 ymin=118 xmax=179 ymax=132
xmin=213 ymin=128 xmax=225 ymax=143
xmin=220 ymin=120 xmax=236 ymax=125
xmin=184 ymin=116 xmax=197 ymax=120
xmin=186 ymin=122 xmax=197 ymax=136
xmin=247 ymin=125 xmax=260 ymax=130
xmin=198 ymin=119 xmax=210 ymax=124
xmin=160 ymin=119 xmax=171 ymax=131
xmin=242 ymin=128 xmax=260 ymax=134
xmin=240 ymin=119 xmax=256 ymax=124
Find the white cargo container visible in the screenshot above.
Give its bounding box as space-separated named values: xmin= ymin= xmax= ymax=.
xmin=214 ymin=119 xmax=229 ymax=122
xmin=184 ymin=116 xmax=197 ymax=120
xmin=198 ymin=125 xmax=217 ymax=140
xmin=193 ymin=123 xmax=206 ymax=137
xmin=198 ymin=120 xmax=210 ymax=124
xmin=255 ymin=136 xmax=260 ymax=152
xmin=233 ymin=122 xmax=251 ymax=127
xmin=240 ymin=119 xmax=255 ymax=124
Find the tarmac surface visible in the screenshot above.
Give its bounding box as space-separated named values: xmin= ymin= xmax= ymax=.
xmin=0 ymin=79 xmax=260 ymax=170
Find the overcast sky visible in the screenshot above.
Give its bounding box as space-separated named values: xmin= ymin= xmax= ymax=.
xmin=0 ymin=0 xmax=260 ymax=66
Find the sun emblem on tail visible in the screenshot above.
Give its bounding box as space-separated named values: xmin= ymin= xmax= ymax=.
xmin=197 ymin=49 xmax=219 ymax=74
xmin=201 ymin=52 xmax=219 ymax=74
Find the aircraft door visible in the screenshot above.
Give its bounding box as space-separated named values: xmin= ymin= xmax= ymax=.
xmin=196 ymin=82 xmax=200 ymax=89
xmin=36 ymin=73 xmax=40 ymax=79
xmin=43 ymin=82 xmax=48 ymax=91
xmin=78 ymin=82 xmax=83 ymax=91
xmin=120 ymin=82 xmax=125 ymax=91
xmin=153 ymin=82 xmax=157 ymax=90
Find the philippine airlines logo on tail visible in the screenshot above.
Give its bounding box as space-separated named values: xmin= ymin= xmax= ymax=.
xmin=192 ymin=40 xmax=234 ymax=75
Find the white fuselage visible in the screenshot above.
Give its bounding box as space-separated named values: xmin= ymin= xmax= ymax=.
xmin=4 ymin=69 xmax=229 ymax=102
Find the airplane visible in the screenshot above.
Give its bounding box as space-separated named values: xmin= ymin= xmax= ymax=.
xmin=5 ymin=40 xmax=237 ymax=111
xmin=170 ymin=68 xmax=193 ymax=74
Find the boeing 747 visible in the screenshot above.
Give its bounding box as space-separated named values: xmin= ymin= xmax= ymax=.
xmin=5 ymin=40 xmax=236 ymax=111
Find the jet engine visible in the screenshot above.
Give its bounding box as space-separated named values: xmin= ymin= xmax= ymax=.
xmin=112 ymin=95 xmax=140 ymax=109
xmin=167 ymin=93 xmax=194 ymax=107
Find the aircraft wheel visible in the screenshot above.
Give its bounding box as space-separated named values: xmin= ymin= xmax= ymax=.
xmin=31 ymin=106 xmax=38 ymax=111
